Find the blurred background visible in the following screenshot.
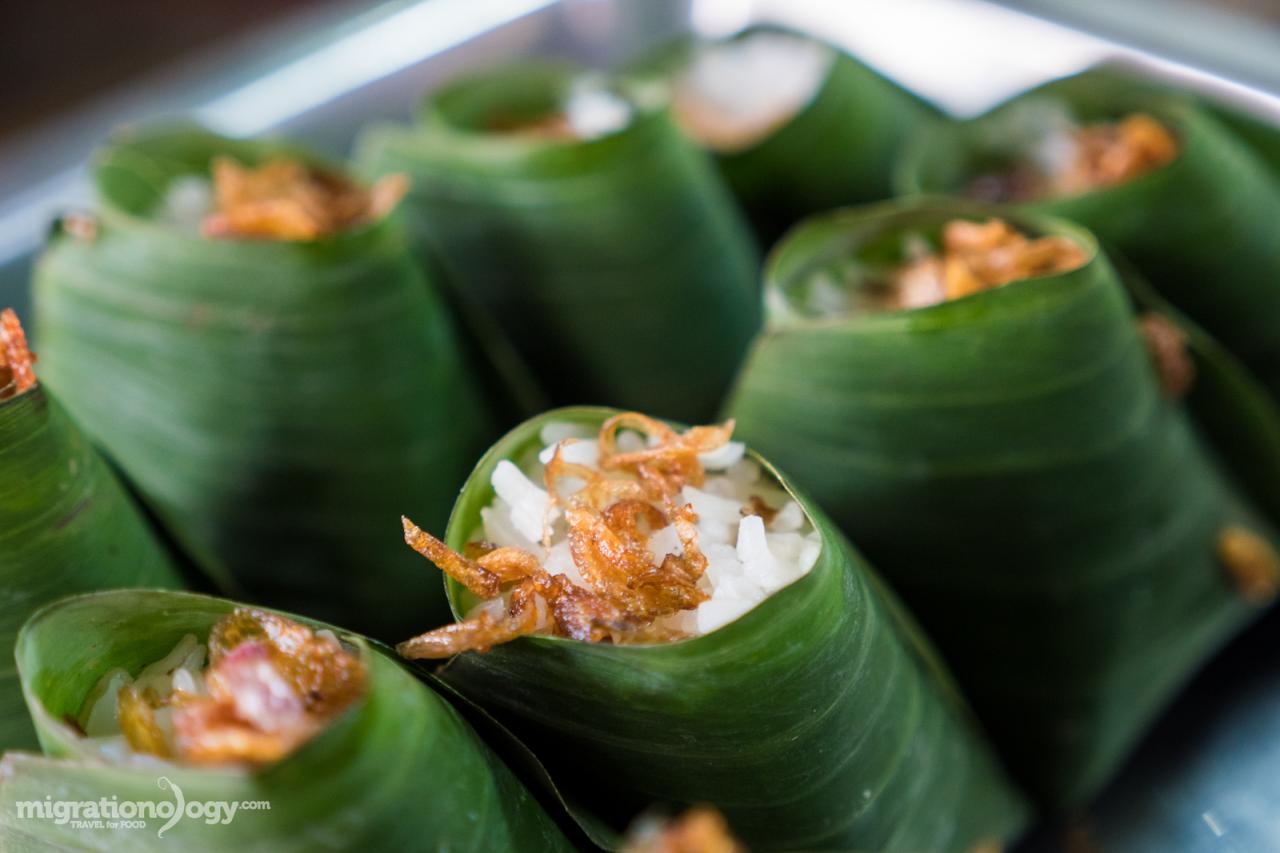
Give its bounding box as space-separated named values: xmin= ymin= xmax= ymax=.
xmin=2 ymin=0 xmax=1278 ymax=299
xmin=3 ymin=0 xmax=1278 ymax=144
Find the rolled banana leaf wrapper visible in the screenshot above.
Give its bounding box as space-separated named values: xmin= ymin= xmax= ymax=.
xmin=32 ymin=126 xmax=498 ymax=638
xmin=354 ymin=63 xmax=760 ymax=423
xmin=630 ymin=25 xmax=940 ymax=240
xmin=398 ymin=406 xmax=1029 ymax=852
xmin=1209 ymin=105 xmax=1280 ymax=176
xmin=1119 ymin=260 xmax=1280 ymax=529
xmin=0 ymin=310 xmax=183 ymax=751
xmin=724 ymin=199 xmax=1280 ymax=808
xmin=0 ymin=590 xmax=572 ymax=852
xmin=896 ymin=69 xmax=1280 ymax=405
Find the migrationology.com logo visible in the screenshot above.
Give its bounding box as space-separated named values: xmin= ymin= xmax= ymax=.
xmin=16 ymin=777 xmax=270 ymax=837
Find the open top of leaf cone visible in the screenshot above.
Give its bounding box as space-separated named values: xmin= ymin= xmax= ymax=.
xmin=626 ymin=25 xmax=840 ymax=155
xmin=895 ymin=70 xmax=1193 ymax=204
xmin=0 ymin=589 xmax=571 ymax=852
xmin=385 ymin=60 xmax=675 ymax=176
xmin=437 ymin=407 xmax=828 ymax=644
xmin=92 ymin=123 xmax=406 ymax=242
xmin=759 ymin=196 xmax=1101 ymax=332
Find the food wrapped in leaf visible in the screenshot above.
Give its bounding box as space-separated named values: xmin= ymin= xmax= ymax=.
xmin=32 ymin=126 xmax=498 ymax=638
xmin=897 ymin=69 xmax=1280 ymax=403
xmin=632 ymin=26 xmax=939 ymax=239
xmin=724 ymin=199 xmax=1280 ymax=807
xmin=354 ymin=63 xmax=760 ymax=422
xmin=0 ymin=309 xmax=182 ymax=750
xmin=0 ymin=590 xmax=571 ymax=851
xmin=1038 ymin=64 xmax=1280 ymax=181
xmin=396 ymin=407 xmax=1028 ymax=851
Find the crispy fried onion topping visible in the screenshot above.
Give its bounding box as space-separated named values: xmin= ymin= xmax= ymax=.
xmin=623 ymin=806 xmax=745 ymax=853
xmin=118 ymin=609 xmax=366 ymax=766
xmin=1217 ymin=526 xmax=1280 ymax=604
xmin=0 ymin=308 xmax=36 ymax=400
xmin=968 ymin=112 xmax=1177 ymax=202
xmin=1054 ymin=113 xmax=1178 ymax=196
xmin=202 ymin=156 xmax=408 ymax=241
xmin=1137 ymin=312 xmax=1196 ymax=400
xmin=894 ymin=218 xmax=1088 ymax=309
xmin=397 ymin=414 xmax=736 ymax=659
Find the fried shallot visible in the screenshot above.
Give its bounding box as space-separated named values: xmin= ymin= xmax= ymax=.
xmin=202 ymin=156 xmax=408 ymax=241
xmin=397 ymin=415 xmax=740 ymax=659
xmin=0 ymin=308 xmax=36 ymax=400
xmin=1053 ymin=113 xmax=1178 ymax=196
xmin=1217 ymin=526 xmax=1280 ymax=604
xmin=968 ymin=112 xmax=1177 ymax=203
xmin=116 ymin=609 xmax=366 ymax=766
xmin=893 ymin=219 xmax=1087 ymax=310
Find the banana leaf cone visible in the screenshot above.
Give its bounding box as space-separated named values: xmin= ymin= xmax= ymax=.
xmin=417 ymin=406 xmax=1029 ymax=852
xmin=723 ymin=198 xmax=1280 ymax=808
xmin=0 ymin=310 xmax=183 ymax=750
xmin=0 ymin=590 xmax=572 ymax=852
xmin=353 ymin=63 xmax=760 ymax=423
xmin=895 ymin=68 xmax=1280 ymax=404
xmin=629 ymin=25 xmax=941 ymax=241
xmin=32 ymin=126 xmax=498 ymax=639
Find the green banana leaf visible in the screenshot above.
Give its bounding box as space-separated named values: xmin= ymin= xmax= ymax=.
xmin=0 ymin=376 xmax=183 ymax=750
xmin=1117 ymin=258 xmax=1280 ymax=528
xmin=629 ymin=25 xmax=941 ymax=241
xmin=430 ymin=406 xmax=1029 ymax=852
xmin=0 ymin=589 xmax=572 ymax=852
xmin=353 ymin=63 xmax=760 ymax=423
xmin=1209 ymin=104 xmax=1280 ymax=176
xmin=723 ymin=198 xmax=1278 ymax=809
xmin=32 ymin=126 xmax=498 ymax=639
xmin=895 ymin=68 xmax=1280 ymax=404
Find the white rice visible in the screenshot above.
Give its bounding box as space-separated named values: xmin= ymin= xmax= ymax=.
xmin=75 ymin=625 xmax=355 ymax=763
xmin=158 ymin=175 xmax=213 ymax=230
xmin=673 ymin=31 xmax=832 ymax=152
xmin=78 ymin=634 xmax=209 ymax=764
xmin=474 ymin=421 xmax=822 ymax=637
xmin=563 ymin=80 xmax=634 ymax=139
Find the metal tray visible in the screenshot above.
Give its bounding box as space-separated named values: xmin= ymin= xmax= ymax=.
xmin=2 ymin=1 xmax=1277 ymax=848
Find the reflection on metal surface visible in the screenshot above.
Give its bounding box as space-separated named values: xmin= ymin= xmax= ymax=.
xmin=195 ymin=0 xmax=558 ymax=136
xmin=734 ymin=0 xmax=1110 ymax=115
xmin=707 ymin=0 xmax=1280 ymax=121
